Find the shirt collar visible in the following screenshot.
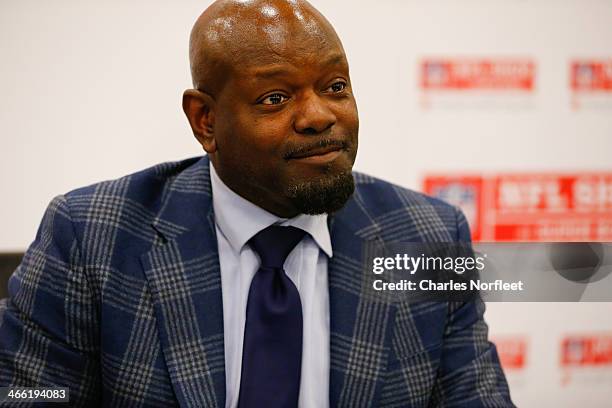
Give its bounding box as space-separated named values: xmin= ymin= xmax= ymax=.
xmin=209 ymin=163 xmax=333 ymax=258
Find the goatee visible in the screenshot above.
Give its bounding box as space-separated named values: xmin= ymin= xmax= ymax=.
xmin=286 ymin=170 xmax=355 ymax=215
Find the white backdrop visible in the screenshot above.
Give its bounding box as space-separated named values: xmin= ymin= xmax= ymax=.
xmin=1 ymin=0 xmax=612 ymax=406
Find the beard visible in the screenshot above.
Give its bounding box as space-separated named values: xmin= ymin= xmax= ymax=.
xmin=285 ymin=170 xmax=355 ymax=215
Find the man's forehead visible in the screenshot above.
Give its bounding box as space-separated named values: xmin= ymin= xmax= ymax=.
xmin=189 ymin=0 xmax=345 ymax=92
xmin=246 ymin=52 xmax=348 ymax=78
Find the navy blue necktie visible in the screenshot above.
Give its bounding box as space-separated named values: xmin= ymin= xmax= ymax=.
xmin=238 ymin=225 xmax=306 ymax=408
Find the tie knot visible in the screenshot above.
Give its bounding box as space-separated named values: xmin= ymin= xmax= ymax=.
xmin=249 ymin=225 xmax=306 ymax=269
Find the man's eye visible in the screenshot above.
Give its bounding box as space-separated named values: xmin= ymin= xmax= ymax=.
xmin=261 ymin=94 xmax=288 ymax=105
xmin=329 ymin=82 xmax=346 ymax=93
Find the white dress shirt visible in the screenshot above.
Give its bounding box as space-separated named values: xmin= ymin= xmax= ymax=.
xmin=209 ymin=164 xmax=331 ymax=408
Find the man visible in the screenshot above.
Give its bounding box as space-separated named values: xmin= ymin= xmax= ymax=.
xmin=0 ymin=0 xmax=513 ymax=406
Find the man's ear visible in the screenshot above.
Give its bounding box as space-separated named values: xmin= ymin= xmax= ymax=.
xmin=182 ymin=89 xmax=217 ymax=153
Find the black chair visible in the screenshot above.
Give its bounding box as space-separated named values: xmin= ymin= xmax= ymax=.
xmin=0 ymin=253 xmax=24 ymax=299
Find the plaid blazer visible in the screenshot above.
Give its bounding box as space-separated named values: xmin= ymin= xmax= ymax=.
xmin=0 ymin=156 xmax=513 ymax=407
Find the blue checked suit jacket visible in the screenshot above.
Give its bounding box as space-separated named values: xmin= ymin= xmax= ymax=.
xmin=0 ymin=156 xmax=513 ymax=407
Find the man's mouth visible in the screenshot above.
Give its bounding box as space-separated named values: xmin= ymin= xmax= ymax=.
xmin=289 ymin=145 xmax=342 ymax=158
xmin=285 ymin=140 xmax=347 ymax=164
xmin=287 ymin=145 xmax=343 ymax=164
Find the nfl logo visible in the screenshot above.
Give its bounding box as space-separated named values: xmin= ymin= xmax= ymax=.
xmin=426 ymin=62 xmax=448 ymax=86
xmin=565 ymin=339 xmax=585 ymax=364
xmin=576 ymin=64 xmax=594 ymax=88
xmin=431 ymin=183 xmax=478 ymax=232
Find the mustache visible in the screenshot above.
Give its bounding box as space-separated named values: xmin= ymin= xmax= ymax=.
xmin=283 ymin=138 xmax=349 ymax=160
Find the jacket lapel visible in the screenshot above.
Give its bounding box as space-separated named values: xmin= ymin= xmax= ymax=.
xmin=140 ymin=157 xmax=226 ymax=408
xmin=328 ymin=188 xmax=396 ymax=407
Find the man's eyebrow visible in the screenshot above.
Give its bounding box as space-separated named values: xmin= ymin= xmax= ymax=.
xmin=251 ymin=53 xmax=348 ymax=79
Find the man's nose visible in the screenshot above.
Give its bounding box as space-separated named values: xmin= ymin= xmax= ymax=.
xmin=293 ymin=92 xmax=336 ymax=135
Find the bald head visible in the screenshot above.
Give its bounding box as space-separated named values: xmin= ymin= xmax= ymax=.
xmin=189 ymin=0 xmax=344 ymax=94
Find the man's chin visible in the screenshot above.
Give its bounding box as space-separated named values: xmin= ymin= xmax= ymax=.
xmin=286 ymin=170 xmax=355 ymax=215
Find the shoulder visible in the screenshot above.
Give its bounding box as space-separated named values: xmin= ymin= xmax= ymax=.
xmin=35 ymin=156 xmax=210 ymax=272
xmin=352 ymin=171 xmax=458 ymax=215
xmin=62 ymin=156 xmax=204 ymax=215
xmin=51 ymin=156 xmax=207 ymax=257
xmin=348 ymin=171 xmax=469 ymax=242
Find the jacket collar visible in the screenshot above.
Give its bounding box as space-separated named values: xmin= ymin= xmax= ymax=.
xmin=209 ymin=161 xmax=332 ymax=257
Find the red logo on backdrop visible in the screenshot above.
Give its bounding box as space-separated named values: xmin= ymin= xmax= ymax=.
xmin=423 ymin=174 xmax=612 ymax=241
xmin=561 ymin=335 xmax=612 ymax=367
xmin=492 ymin=337 xmax=527 ymax=371
xmin=571 ymin=60 xmax=612 ymax=91
xmin=426 ymin=178 xmax=483 ymax=240
xmin=421 ymin=58 xmax=535 ymax=91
